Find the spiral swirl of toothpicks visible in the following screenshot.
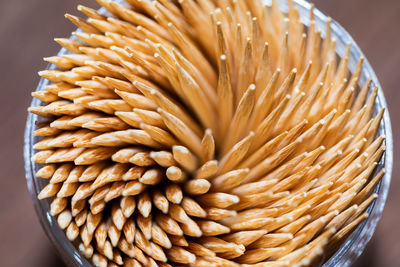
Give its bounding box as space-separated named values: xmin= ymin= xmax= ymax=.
xmin=29 ymin=0 xmax=385 ymax=266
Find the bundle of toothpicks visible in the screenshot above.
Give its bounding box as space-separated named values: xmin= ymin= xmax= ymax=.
xmin=29 ymin=0 xmax=385 ymax=266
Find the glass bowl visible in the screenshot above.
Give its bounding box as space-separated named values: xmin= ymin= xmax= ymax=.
xmin=24 ymin=0 xmax=393 ymax=266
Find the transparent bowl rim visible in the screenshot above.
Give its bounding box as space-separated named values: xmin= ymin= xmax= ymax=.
xmin=24 ymin=0 xmax=393 ymax=266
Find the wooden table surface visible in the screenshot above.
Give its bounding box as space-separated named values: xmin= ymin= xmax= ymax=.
xmin=0 ymin=0 xmax=398 ymax=266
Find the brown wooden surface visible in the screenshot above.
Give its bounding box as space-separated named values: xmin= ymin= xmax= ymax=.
xmin=0 ymin=0 xmax=398 ymax=266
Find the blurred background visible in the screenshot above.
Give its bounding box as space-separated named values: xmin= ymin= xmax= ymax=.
xmin=0 ymin=0 xmax=398 ymax=266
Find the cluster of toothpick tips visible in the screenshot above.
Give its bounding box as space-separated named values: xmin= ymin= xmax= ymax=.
xmin=29 ymin=0 xmax=386 ymax=266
